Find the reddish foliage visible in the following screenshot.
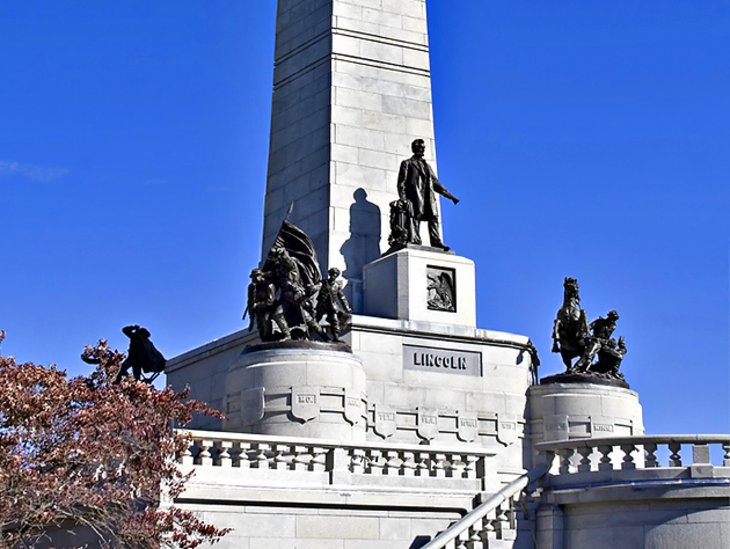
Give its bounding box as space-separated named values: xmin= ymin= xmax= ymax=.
xmin=0 ymin=336 xmax=230 ymax=548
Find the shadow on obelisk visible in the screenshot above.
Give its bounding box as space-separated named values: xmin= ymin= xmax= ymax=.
xmin=340 ymin=188 xmax=381 ymax=313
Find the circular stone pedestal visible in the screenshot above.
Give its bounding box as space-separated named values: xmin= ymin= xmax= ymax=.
xmin=528 ymin=382 xmax=644 ymax=444
xmin=224 ymin=341 xmax=367 ymax=441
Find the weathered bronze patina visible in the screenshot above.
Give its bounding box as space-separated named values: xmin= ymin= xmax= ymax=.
xmin=546 ymin=278 xmax=628 ymax=388
xmin=244 ymin=220 xmax=352 ymax=343
xmin=387 ymin=139 xmax=459 ymax=252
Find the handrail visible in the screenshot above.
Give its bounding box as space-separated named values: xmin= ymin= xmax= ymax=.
xmin=419 ymin=463 xmax=548 ymax=549
xmin=179 ymin=429 xmax=497 ymax=456
xmin=536 ymin=434 xmax=730 ymax=452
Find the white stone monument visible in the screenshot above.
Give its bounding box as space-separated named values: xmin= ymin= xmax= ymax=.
xmin=164 ymin=2 xmax=730 ymax=548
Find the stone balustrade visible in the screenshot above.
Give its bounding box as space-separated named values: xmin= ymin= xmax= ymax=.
xmin=536 ymin=434 xmax=730 ymax=478
xmin=176 ymin=429 xmax=496 ymax=498
xmin=534 ymin=435 xmax=730 ymax=549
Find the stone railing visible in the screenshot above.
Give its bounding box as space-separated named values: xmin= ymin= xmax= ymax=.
xmin=176 ymin=430 xmax=494 ymax=490
xmin=536 ymin=434 xmax=730 ymax=477
xmin=420 ymin=463 xmax=548 ymax=549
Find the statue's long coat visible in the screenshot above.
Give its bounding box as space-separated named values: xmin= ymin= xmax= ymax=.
xmin=397 ymin=156 xmax=445 ymax=221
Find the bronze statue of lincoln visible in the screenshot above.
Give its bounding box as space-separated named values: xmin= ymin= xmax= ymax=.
xmin=397 ymin=139 xmax=459 ymax=251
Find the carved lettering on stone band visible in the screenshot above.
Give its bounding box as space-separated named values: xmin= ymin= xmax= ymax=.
xmin=457 ymin=411 xmax=479 ymax=442
xmin=496 ymin=414 xmax=518 ymax=446
xmin=543 ymin=414 xmax=569 ymax=442
xmin=344 ymin=389 xmax=362 ymax=425
xmin=403 ymin=345 xmax=481 ymax=376
xmin=291 ymin=386 xmax=320 ymax=422
xmin=373 ymin=404 xmax=396 ymax=439
xmin=417 ymin=407 xmax=439 ymax=441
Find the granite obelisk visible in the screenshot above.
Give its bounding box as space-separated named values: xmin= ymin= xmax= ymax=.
xmin=262 ymin=0 xmax=440 ymax=311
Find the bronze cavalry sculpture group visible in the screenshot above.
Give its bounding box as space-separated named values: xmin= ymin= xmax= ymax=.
xmin=551 ymin=277 xmax=627 ymax=383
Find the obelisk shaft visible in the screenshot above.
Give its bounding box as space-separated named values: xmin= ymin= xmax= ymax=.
xmin=262 ymin=0 xmax=439 ymax=311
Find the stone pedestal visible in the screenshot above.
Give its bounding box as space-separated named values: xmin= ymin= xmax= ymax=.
xmin=224 ymin=342 xmax=367 ymax=440
xmin=528 ymin=382 xmax=644 ymax=444
xmin=362 ymin=247 xmax=476 ymax=327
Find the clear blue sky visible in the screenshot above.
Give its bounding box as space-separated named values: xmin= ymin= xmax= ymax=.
xmin=2 ymin=1 xmax=728 ymax=435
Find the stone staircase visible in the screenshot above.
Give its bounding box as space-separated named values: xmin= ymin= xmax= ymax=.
xmin=421 ymin=464 xmax=547 ymax=549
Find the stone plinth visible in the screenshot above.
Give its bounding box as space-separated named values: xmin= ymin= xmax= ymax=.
xmin=362 ymin=247 xmax=476 ymax=327
xmin=224 ymin=341 xmax=367 ymax=440
xmin=528 ymin=382 xmax=644 ymax=444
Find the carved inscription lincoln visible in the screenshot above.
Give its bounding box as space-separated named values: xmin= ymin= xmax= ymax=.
xmin=403 ymin=345 xmax=481 ymax=376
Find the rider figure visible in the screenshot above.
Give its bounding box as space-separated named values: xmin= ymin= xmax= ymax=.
xmin=574 ymin=310 xmax=620 ymax=373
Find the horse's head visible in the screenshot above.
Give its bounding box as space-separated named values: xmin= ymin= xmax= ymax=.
xmin=563 ymin=277 xmax=579 ymax=300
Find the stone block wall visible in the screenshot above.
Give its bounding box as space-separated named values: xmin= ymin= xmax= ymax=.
xmin=179 ymin=503 xmax=460 ymax=549
xmin=538 ymin=497 xmax=730 ymax=549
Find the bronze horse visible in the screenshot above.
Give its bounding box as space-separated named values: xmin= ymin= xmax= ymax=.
xmin=551 ymin=277 xmax=589 ymax=370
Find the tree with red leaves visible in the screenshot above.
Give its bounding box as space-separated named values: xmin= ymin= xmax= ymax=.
xmin=0 ymin=333 xmax=230 ymax=548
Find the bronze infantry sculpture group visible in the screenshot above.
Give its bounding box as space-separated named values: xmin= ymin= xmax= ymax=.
xmin=550 ymin=277 xmax=629 ymax=386
xmin=244 ymin=220 xmax=351 ymax=343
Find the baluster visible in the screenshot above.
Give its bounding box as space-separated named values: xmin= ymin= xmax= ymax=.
xmin=415 ymin=452 xmax=430 ymax=477
xmin=238 ymin=442 xmax=253 ymax=469
xmin=668 ymin=442 xmax=682 ymax=467
xmin=272 ymin=444 xmax=288 ymax=470
xmin=449 ymin=454 xmax=466 ymax=478
xmin=723 ymin=442 xmax=730 ymax=467
xmin=350 ymin=448 xmax=366 ymax=474
xmin=217 ymin=441 xmax=232 ymax=468
xmin=433 ymin=453 xmax=447 ymax=478
xmin=577 ymin=446 xmax=593 ymax=473
xmin=644 ymin=442 xmax=658 ymax=468
xmin=597 ymin=445 xmax=613 ymax=471
xmin=464 ymin=454 xmax=478 ymax=479
xmin=292 ymin=445 xmax=311 ymax=471
xmin=557 ymin=447 xmax=575 ymax=474
xmin=311 ymin=447 xmax=327 ymax=471
xmin=620 ymin=443 xmax=636 ymax=470
xmin=503 ymin=499 xmax=518 ymax=541
xmin=368 ymin=450 xmax=385 ymax=475
xmin=254 ymin=443 xmax=271 ymax=469
xmin=442 ymin=454 xmax=456 ymax=477
xmin=401 ymin=451 xmax=416 ymax=477
xmin=455 ymin=530 xmax=470 ymax=549
xmin=384 ymin=450 xmax=402 ymax=475
xmin=467 ymin=522 xmax=484 ymax=549
xmin=494 ymin=503 xmax=509 ymax=539
xmin=443 ymin=453 xmax=455 ymax=477
xmin=196 ymin=440 xmax=213 ymax=466
xmin=469 ymin=517 xmax=486 ymax=549
xmin=227 ymin=442 xmax=242 ymax=467
xmin=483 ymin=509 xmax=497 ymax=542
xmin=178 ymin=440 xmax=194 ymax=466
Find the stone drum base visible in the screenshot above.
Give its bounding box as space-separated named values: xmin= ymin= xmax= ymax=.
xmin=224 ymin=341 xmax=368 ymax=440
xmin=528 ymin=381 xmax=644 ymax=443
